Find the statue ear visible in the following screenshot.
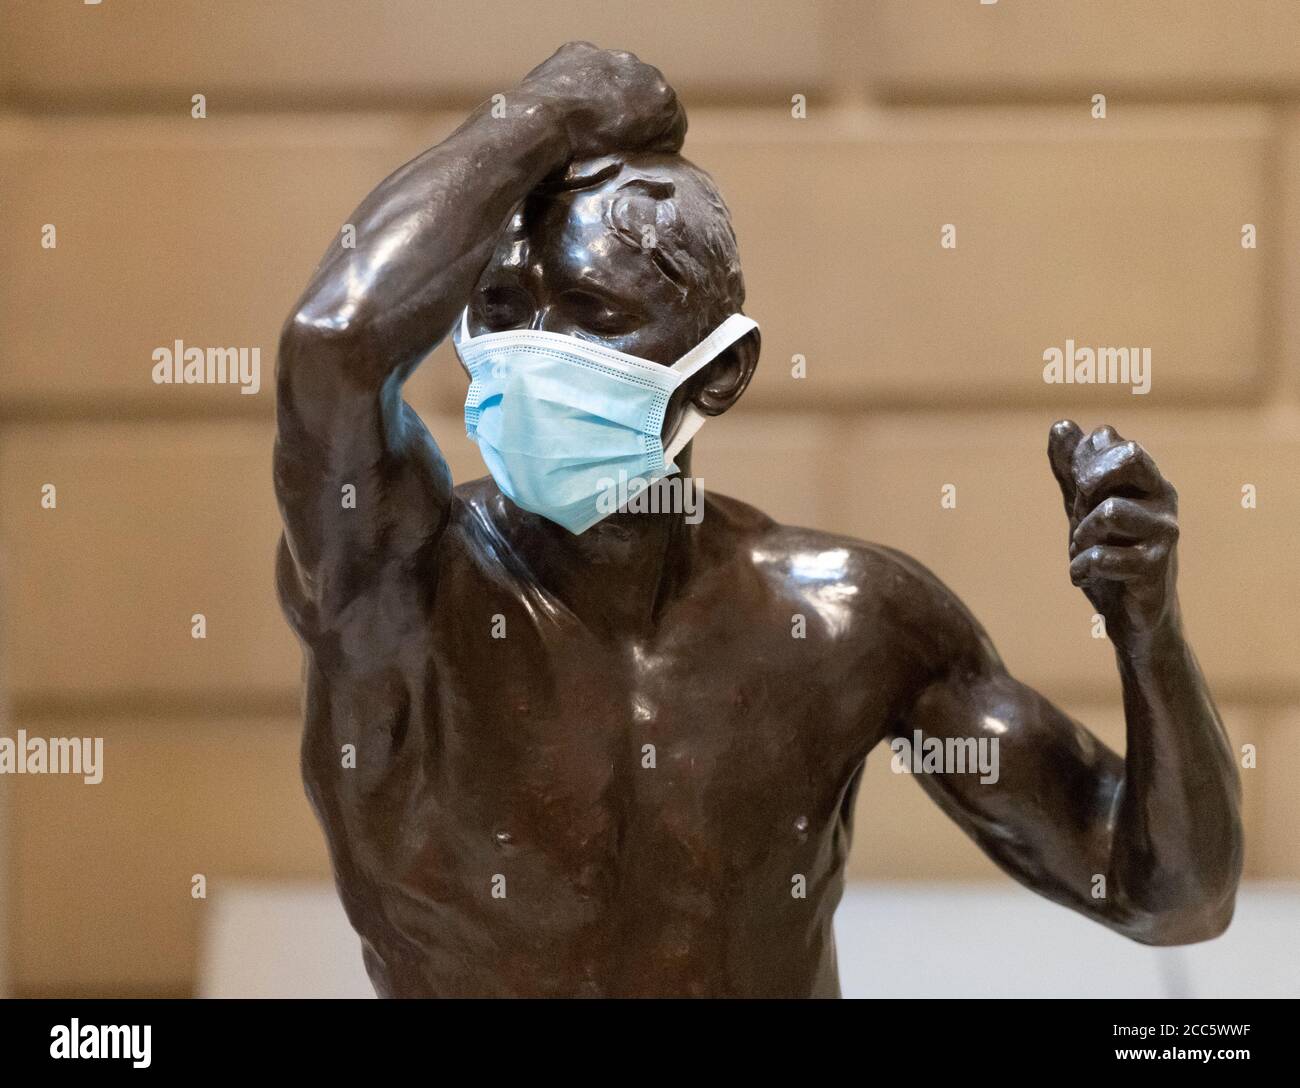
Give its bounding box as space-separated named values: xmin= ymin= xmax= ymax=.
xmin=690 ymin=328 xmax=760 ymax=417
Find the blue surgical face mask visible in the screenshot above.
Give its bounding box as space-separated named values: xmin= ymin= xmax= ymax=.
xmin=453 ymin=309 xmax=758 ymax=534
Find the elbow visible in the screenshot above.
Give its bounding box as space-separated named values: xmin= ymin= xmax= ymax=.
xmin=279 ymin=303 xmax=369 ymax=366
xmin=1129 ymin=894 xmax=1237 ymax=946
xmin=1118 ymin=800 xmax=1246 ymax=947
xmin=1117 ymin=850 xmax=1244 ymax=947
xmin=277 ymin=299 xmax=384 ymax=399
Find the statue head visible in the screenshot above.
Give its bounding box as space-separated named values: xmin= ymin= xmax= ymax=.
xmin=465 ymin=151 xmax=760 ymax=446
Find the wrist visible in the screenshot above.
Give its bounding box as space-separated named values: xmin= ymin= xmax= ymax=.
xmin=509 ymin=88 xmax=574 ymax=161
xmin=1113 ymin=600 xmax=1184 ymax=660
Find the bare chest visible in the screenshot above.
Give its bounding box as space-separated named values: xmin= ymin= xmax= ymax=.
xmin=416 ymin=586 xmax=875 ymax=885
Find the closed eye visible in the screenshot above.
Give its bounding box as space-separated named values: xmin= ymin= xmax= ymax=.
xmin=561 ymin=289 xmax=644 ymax=336
xmin=476 ymin=284 xmax=533 ymax=330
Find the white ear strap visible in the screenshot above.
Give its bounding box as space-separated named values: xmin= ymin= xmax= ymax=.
xmin=662 ymin=314 xmax=758 ymax=465
xmin=457 ymin=307 xmax=471 ymax=343
xmin=663 ymin=405 xmax=709 ymax=466
xmin=671 ymin=314 xmax=759 ymax=381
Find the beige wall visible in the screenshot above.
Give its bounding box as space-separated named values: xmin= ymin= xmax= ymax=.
xmin=1 ymin=0 xmax=1297 ymax=995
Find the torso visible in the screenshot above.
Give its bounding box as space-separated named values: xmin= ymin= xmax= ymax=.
xmin=299 ymin=481 xmax=941 ymax=997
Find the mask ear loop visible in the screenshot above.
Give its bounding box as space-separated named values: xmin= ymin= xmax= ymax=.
xmin=663 ymin=405 xmax=708 ymax=466
xmin=453 ymin=307 xmax=472 ymax=347
xmin=661 ymin=315 xmax=759 ymax=466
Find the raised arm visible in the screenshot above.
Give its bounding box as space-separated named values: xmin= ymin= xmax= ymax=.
xmin=890 ymin=421 xmax=1242 ymax=944
xmin=274 ymin=42 xmax=685 ymax=632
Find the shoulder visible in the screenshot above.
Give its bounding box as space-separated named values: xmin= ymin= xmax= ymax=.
xmin=709 ymin=491 xmax=943 ymax=604
xmin=712 ymin=494 xmax=998 ymax=678
xmin=451 ymin=475 xmax=498 ymax=518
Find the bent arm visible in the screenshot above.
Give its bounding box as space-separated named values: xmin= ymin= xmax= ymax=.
xmin=895 ymin=582 xmax=1242 ymax=945
xmin=274 ymin=92 xmax=571 ymax=629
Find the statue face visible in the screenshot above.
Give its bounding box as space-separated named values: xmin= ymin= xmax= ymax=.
xmin=465 ymin=160 xmax=732 ymax=442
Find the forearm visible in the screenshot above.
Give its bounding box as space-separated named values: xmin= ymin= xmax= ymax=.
xmin=273 ymin=92 xmax=568 ymax=576
xmin=274 ymin=43 xmax=684 ymax=613
xmin=1105 ymin=608 xmax=1243 ymax=939
xmin=285 ymin=91 xmax=570 ymax=384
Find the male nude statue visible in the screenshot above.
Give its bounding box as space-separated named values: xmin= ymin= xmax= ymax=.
xmin=274 ymin=43 xmax=1243 ymax=997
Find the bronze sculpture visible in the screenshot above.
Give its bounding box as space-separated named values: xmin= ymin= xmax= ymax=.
xmin=273 ymin=43 xmax=1243 ymax=997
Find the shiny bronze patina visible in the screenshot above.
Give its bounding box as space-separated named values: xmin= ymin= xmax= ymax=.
xmin=274 ymin=43 xmax=1243 ymax=997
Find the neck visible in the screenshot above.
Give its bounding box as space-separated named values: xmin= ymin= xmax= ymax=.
xmin=493 ymin=444 xmax=699 ymax=634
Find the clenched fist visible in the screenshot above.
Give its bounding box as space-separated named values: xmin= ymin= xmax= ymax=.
xmin=518 ymin=41 xmax=686 ymax=160
xmin=1048 ymin=420 xmax=1180 ymax=640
